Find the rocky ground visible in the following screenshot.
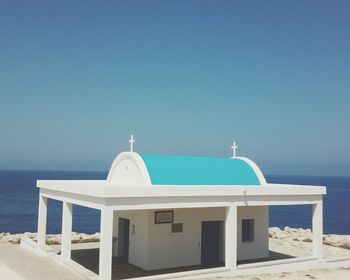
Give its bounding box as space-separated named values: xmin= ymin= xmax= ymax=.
xmin=2 ymin=227 xmax=350 ymax=250
xmin=0 ymin=231 xmax=100 ymax=245
xmin=268 ymin=226 xmax=350 ymax=250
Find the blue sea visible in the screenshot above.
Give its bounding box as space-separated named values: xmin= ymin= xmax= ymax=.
xmin=0 ymin=170 xmax=349 ymax=234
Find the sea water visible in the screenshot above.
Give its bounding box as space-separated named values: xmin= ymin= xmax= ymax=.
xmin=0 ymin=170 xmax=349 ymax=234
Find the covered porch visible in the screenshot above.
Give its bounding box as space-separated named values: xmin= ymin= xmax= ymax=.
xmin=35 ymin=182 xmax=325 ymax=280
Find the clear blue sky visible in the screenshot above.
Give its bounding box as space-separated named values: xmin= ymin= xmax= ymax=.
xmin=1 ymin=1 xmax=349 ymax=175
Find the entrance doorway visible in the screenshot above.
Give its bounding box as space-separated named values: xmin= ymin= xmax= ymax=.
xmin=117 ymin=218 xmax=130 ymax=261
xmin=201 ymin=221 xmax=223 ymax=266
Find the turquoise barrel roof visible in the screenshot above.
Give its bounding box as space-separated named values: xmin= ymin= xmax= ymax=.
xmin=141 ymin=154 xmax=261 ymax=186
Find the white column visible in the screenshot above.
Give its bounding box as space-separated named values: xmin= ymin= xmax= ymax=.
xmin=37 ymin=194 xmax=48 ymax=248
xmin=225 ymin=204 xmax=237 ymax=271
xmin=99 ymin=207 xmax=114 ymax=280
xmin=312 ymin=200 xmax=323 ymax=261
xmin=61 ymin=201 xmax=73 ymax=261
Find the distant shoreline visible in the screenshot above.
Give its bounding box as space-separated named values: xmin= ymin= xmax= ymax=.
xmin=1 ymin=169 xmax=350 ymax=178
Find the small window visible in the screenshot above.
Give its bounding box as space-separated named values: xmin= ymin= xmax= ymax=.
xmin=171 ymin=223 xmax=183 ymax=233
xmin=242 ymin=219 xmax=254 ymax=242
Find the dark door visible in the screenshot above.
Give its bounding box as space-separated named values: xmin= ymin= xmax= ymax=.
xmin=201 ymin=221 xmax=222 ymax=265
xmin=123 ymin=219 xmax=130 ymax=261
xmin=118 ymin=218 xmax=130 ymax=261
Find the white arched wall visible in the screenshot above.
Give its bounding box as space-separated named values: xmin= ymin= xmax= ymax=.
xmin=107 ymin=152 xmax=152 ymax=186
xmin=236 ymin=157 xmax=267 ymax=185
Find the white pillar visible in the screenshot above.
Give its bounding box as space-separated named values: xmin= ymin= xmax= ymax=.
xmin=61 ymin=201 xmax=73 ymax=261
xmin=99 ymin=207 xmax=114 ymax=280
xmin=37 ymin=194 xmax=48 ymax=248
xmin=225 ymin=204 xmax=237 ymax=271
xmin=312 ymin=200 xmax=323 ymax=261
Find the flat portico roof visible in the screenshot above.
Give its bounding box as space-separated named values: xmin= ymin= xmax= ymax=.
xmin=37 ymin=180 xmax=326 ymax=198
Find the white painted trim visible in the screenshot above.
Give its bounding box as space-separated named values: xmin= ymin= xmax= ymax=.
xmin=40 ymin=188 xmax=104 ymax=210
xmin=325 ymin=256 xmax=350 ymax=263
xmin=107 ymin=152 xmax=152 ymax=185
xmin=61 ymin=201 xmax=73 ymax=261
xmin=37 ymin=194 xmax=47 ymax=247
xmin=37 ymin=182 xmax=326 ymax=198
xmin=236 ymin=157 xmax=267 ymax=185
xmin=39 ymin=186 xmax=324 ymax=211
xmin=237 ymin=256 xmax=317 ymax=270
xmin=225 ymin=204 xmax=237 ymax=270
xmin=105 ymin=195 xmax=323 ymax=210
xmin=99 ymin=207 xmax=114 ymax=280
xmin=312 ymin=200 xmax=323 ymax=261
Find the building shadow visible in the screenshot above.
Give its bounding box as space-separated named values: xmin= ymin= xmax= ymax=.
xmin=237 ymin=250 xmax=295 ymax=265
xmin=71 ymin=248 xmax=224 ymax=280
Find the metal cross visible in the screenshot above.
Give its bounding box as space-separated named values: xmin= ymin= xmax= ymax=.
xmin=231 ymin=141 xmax=238 ymax=158
xmin=129 ymin=134 xmax=135 ymax=152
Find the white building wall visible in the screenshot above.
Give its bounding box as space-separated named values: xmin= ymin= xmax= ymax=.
xmin=237 ymin=206 xmax=269 ymax=260
xmin=113 ymin=210 xmax=150 ymax=269
xmin=113 ymin=206 xmax=269 ymax=270
xmin=146 ymin=207 xmax=225 ymax=270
